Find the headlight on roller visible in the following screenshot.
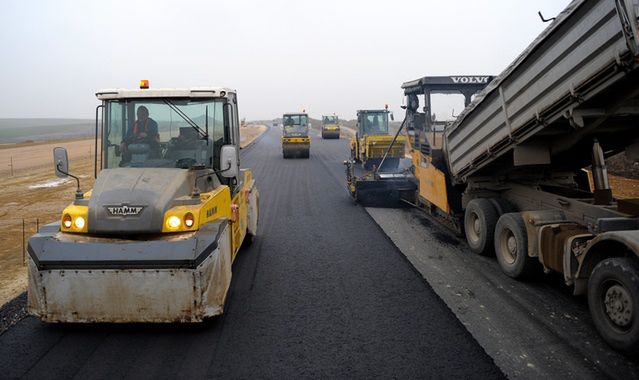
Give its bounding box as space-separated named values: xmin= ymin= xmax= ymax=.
xmin=184 ymin=212 xmax=195 ymax=228
xmin=63 ymin=214 xmax=72 ymax=228
xmin=74 ymin=216 xmax=86 ymax=229
xmin=60 ymin=204 xmax=89 ymax=233
xmin=167 ymin=216 xmax=181 ymax=229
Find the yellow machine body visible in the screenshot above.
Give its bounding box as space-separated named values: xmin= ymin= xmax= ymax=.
xmin=411 ymin=150 xmax=450 ymax=214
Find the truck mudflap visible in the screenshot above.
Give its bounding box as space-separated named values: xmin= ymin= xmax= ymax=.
xmin=27 ymin=220 xmax=232 ymax=323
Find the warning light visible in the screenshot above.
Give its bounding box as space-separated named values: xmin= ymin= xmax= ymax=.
xmin=385 ymin=104 xmax=388 ymax=110
xmin=139 ymin=80 xmax=149 ymax=89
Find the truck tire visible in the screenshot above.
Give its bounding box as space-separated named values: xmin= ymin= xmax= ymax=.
xmin=489 ymin=198 xmax=517 ymax=215
xmin=588 ymin=257 xmax=639 ymax=354
xmin=494 ymin=212 xmax=537 ymax=278
xmin=464 ymin=198 xmax=498 ymax=255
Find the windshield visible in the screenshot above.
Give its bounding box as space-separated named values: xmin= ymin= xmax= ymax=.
xmin=323 ymin=116 xmax=338 ymax=124
xmin=361 ymin=112 xmax=389 ymax=135
xmin=102 ymin=98 xmax=227 ymax=169
xmin=283 ymin=114 xmax=309 ymax=137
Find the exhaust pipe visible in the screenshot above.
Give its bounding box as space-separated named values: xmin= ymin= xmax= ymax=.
xmin=591 ymin=138 xmax=612 ymax=205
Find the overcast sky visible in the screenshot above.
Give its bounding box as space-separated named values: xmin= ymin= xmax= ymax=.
xmin=0 ymin=0 xmax=571 ymax=121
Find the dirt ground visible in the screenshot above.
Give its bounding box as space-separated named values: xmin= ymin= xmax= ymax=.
xmin=0 ymin=125 xmax=266 ymax=307
xmin=0 ymin=138 xmax=97 ymax=177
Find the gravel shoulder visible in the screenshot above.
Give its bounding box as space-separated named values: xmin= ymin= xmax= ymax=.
xmin=366 ymin=206 xmax=639 ymax=379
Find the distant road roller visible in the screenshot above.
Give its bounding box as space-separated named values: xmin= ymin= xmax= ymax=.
xmin=350 ymin=107 xmax=406 ymax=170
xmin=28 ymin=82 xmax=259 ymax=323
xmin=282 ymin=112 xmax=310 ymax=158
xmin=321 ymin=115 xmax=340 ymax=139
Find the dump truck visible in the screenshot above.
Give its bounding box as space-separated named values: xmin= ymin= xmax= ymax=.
xmin=350 ymin=108 xmax=406 ymax=170
xmin=27 ymin=83 xmax=259 ymax=323
xmin=348 ymin=0 xmax=639 ymax=353
xmin=282 ymin=112 xmax=310 ymax=158
xmin=321 ymin=115 xmax=340 ymax=139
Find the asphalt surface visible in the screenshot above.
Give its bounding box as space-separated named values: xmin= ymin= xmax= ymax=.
xmin=368 ymin=207 xmax=639 ymax=379
xmin=0 ymin=127 xmax=503 ymax=379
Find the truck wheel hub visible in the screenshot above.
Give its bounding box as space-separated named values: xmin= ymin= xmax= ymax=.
xmin=604 ymin=284 xmax=632 ymax=328
xmin=507 ymin=236 xmax=517 ymax=256
xmin=473 ymin=217 xmax=481 ymax=235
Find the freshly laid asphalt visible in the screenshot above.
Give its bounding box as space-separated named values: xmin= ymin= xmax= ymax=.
xmin=0 ymin=127 xmax=503 ymax=379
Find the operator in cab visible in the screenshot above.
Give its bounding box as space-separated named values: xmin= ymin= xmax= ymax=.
xmin=121 ymin=106 xmax=161 ymax=161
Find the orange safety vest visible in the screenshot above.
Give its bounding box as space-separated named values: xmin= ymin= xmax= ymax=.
xmin=132 ymin=119 xmax=159 ymax=142
xmin=133 ymin=119 xmax=149 ymax=135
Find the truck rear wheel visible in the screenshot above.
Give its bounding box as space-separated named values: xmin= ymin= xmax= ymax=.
xmin=588 ymin=257 xmax=639 ymax=354
xmin=494 ymin=212 xmax=536 ymax=278
xmin=464 ymin=198 xmax=498 ymax=255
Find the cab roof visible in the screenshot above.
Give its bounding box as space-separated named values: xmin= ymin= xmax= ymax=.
xmin=95 ymin=87 xmax=235 ymax=100
xmin=357 ymin=109 xmax=388 ymax=114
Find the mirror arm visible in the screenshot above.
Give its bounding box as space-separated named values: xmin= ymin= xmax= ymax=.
xmin=57 ymin=162 xmax=84 ymax=199
xmin=191 ymin=161 xmax=232 ymax=197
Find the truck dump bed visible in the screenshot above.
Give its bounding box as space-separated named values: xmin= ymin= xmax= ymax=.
xmin=445 ymin=0 xmax=639 ymax=183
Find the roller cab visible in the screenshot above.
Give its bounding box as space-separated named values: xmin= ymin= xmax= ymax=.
xmin=350 ymin=109 xmax=406 ymax=171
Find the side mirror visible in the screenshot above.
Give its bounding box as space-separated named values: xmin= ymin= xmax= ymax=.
xmin=390 ymin=112 xmax=395 ymax=121
xmin=53 ymin=147 xmax=69 ymax=178
xmin=220 ymin=145 xmax=238 ymax=178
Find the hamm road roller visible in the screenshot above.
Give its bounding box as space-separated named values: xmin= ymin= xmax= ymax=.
xmin=282 ymin=112 xmax=310 ymax=158
xmin=28 ymin=82 xmax=259 ymax=323
xmin=321 ymin=115 xmax=340 ymax=139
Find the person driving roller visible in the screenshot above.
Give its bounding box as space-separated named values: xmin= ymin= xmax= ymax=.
xmin=121 ymin=106 xmax=160 ymax=162
xmin=128 ymin=106 xmax=159 ymax=144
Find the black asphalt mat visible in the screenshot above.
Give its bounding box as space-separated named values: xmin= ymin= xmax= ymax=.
xmin=0 ymin=128 xmax=503 ymax=379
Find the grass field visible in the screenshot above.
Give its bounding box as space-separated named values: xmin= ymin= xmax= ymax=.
xmin=0 ymin=118 xmax=94 ymax=144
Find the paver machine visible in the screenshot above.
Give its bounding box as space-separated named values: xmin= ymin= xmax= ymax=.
xmin=282 ymin=112 xmax=310 ymax=158
xmin=321 ymin=115 xmax=340 ymax=139
xmin=27 ymin=82 xmax=259 ymax=323
xmin=350 ymin=107 xmax=406 ymax=170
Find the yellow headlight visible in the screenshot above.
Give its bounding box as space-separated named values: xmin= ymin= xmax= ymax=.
xmin=167 ymin=216 xmax=181 ymax=229
xmin=184 ymin=212 xmax=195 ymax=228
xmin=63 ymin=214 xmax=72 ymax=228
xmin=74 ymin=216 xmax=86 ymax=229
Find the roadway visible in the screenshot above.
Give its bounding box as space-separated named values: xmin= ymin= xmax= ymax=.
xmin=0 ymin=127 xmax=503 ymax=378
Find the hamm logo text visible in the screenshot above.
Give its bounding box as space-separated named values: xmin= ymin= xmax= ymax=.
xmin=106 ymin=205 xmax=144 ymax=216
